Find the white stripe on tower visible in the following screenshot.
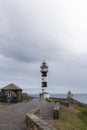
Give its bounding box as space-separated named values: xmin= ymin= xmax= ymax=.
xmin=42 ymin=77 xmax=47 ymax=82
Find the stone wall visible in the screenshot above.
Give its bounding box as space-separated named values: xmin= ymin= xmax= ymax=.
xmin=26 ymin=114 xmax=57 ymax=130
xmin=53 ymin=103 xmax=60 ymax=119
xmin=26 ymin=102 xmax=60 ymax=130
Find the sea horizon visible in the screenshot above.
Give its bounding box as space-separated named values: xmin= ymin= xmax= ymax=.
xmin=30 ymin=93 xmax=87 ymax=104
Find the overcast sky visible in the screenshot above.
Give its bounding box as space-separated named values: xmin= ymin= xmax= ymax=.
xmin=0 ymin=0 xmax=87 ymax=94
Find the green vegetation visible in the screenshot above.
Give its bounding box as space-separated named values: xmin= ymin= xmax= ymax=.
xmin=22 ymin=92 xmax=33 ymax=101
xmin=47 ymin=99 xmax=87 ymax=130
xmin=0 ymin=104 xmax=8 ymax=109
xmin=0 ymin=91 xmax=1 ymax=101
xmin=48 ymin=97 xmax=67 ymax=102
xmin=78 ymin=105 xmax=87 ymax=126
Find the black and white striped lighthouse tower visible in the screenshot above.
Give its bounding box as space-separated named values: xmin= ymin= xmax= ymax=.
xmin=40 ymin=60 xmax=50 ymax=99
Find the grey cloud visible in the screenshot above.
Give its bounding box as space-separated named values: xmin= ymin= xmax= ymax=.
xmin=0 ymin=0 xmax=87 ymax=93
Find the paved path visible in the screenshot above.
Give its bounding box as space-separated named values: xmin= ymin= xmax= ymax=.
xmin=0 ymin=99 xmax=54 ymax=130
xmin=0 ymin=99 xmax=40 ymax=130
xmin=39 ymin=99 xmax=54 ymax=119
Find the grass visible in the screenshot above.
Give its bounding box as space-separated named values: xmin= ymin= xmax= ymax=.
xmin=78 ymin=105 xmax=87 ymax=126
xmin=47 ymin=103 xmax=87 ymax=130
xmin=0 ymin=104 xmax=8 ymax=109
xmin=48 ymin=98 xmax=67 ymax=102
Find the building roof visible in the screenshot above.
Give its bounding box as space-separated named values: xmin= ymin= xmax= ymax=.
xmin=1 ymin=83 xmax=22 ymax=91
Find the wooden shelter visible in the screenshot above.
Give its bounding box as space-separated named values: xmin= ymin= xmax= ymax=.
xmin=1 ymin=83 xmax=22 ymax=103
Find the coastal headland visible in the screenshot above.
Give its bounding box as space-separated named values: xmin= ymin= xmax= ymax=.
xmin=0 ymin=97 xmax=87 ymax=130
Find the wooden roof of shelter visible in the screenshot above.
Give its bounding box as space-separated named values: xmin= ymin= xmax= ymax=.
xmin=1 ymin=83 xmax=22 ymax=91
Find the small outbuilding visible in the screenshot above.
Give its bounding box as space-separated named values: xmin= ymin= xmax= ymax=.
xmin=1 ymin=83 xmax=22 ymax=103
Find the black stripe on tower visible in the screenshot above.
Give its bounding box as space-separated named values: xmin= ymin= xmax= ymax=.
xmin=42 ymin=82 xmax=47 ymax=87
xmin=42 ymin=72 xmax=47 ymax=77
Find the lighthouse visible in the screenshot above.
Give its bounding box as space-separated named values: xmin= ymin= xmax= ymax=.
xmin=40 ymin=60 xmax=50 ymax=99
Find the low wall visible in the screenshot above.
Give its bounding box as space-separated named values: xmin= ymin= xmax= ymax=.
xmin=26 ymin=114 xmax=57 ymax=130
xmin=60 ymin=101 xmax=69 ymax=107
xmin=53 ymin=103 xmax=60 ymax=119
xmin=26 ymin=102 xmax=60 ymax=130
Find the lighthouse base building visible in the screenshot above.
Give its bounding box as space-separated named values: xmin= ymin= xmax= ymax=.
xmin=40 ymin=61 xmax=50 ymax=99
xmin=40 ymin=92 xmax=50 ymax=99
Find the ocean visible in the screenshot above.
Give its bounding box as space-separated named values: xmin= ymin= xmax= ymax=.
xmin=31 ymin=93 xmax=87 ymax=104
xmin=50 ymin=94 xmax=87 ymax=104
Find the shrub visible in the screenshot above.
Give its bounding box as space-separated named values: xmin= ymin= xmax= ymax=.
xmin=22 ymin=93 xmax=32 ymax=101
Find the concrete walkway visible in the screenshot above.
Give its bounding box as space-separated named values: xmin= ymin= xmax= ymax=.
xmin=0 ymin=99 xmax=39 ymax=130
xmin=0 ymin=99 xmax=54 ymax=130
xmin=39 ymin=99 xmax=54 ymax=119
